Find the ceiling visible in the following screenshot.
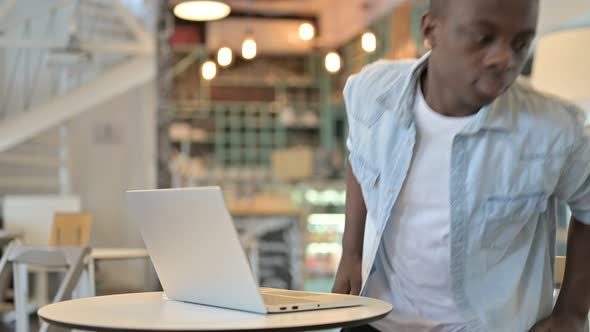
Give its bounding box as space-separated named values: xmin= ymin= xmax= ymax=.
xmin=184 ymin=0 xmax=590 ymax=55
xmin=207 ymin=18 xmax=315 ymax=55
xmin=223 ymin=0 xmax=329 ymax=15
xmin=200 ymin=0 xmax=406 ymax=54
xmin=220 ymin=0 xmax=590 ymax=34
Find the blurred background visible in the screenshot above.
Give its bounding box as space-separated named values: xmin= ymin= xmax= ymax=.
xmin=0 ymin=0 xmax=588 ymax=330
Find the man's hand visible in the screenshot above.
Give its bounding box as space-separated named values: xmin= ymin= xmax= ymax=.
xmin=332 ymin=253 xmax=362 ymax=295
xmin=529 ymin=313 xmax=587 ymax=332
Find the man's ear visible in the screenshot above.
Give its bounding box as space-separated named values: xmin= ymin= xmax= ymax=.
xmin=421 ymin=11 xmax=438 ymax=48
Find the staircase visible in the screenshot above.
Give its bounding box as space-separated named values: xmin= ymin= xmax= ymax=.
xmin=0 ymin=0 xmax=156 ymax=196
xmin=0 ymin=129 xmax=67 ymax=195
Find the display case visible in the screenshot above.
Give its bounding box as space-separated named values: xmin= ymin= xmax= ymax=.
xmin=299 ymin=185 xmax=346 ymax=292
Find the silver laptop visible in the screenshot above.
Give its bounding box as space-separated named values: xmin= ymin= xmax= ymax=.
xmin=126 ymin=187 xmax=364 ymax=314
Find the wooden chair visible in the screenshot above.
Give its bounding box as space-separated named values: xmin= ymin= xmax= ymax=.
xmin=5 ymin=213 xmax=93 ymax=331
xmin=49 ymin=213 xmax=92 ymax=247
xmin=9 ymin=245 xmax=89 ymax=332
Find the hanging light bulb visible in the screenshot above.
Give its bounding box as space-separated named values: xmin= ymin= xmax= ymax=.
xmin=362 ymin=31 xmax=377 ymax=53
xmin=325 ymin=52 xmax=341 ymax=73
xmin=173 ymin=1 xmax=231 ymax=21
xmin=299 ymin=22 xmax=315 ymax=41
xmin=201 ymin=60 xmax=217 ymax=80
xmin=217 ymin=47 xmax=233 ymax=67
xmin=242 ymin=37 xmax=257 ymax=60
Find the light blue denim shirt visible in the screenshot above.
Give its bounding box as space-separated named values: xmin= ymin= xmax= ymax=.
xmin=344 ymin=52 xmax=590 ymax=332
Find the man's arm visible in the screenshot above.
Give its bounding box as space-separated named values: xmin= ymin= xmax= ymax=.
xmin=530 ymin=217 xmax=590 ymax=331
xmin=554 ymin=217 xmax=590 ymax=320
xmin=332 ymin=162 xmax=367 ymax=295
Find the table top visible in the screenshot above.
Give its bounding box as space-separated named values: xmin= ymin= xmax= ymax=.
xmin=38 ymin=292 xmax=392 ymax=332
xmin=90 ymin=248 xmax=149 ymax=260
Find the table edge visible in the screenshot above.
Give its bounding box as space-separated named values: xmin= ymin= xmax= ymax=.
xmin=40 ymin=311 xmax=390 ymax=332
xmin=39 ymin=301 xmax=392 ymax=332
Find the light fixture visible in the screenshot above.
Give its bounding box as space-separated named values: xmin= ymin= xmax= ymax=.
xmin=325 ymin=52 xmax=341 ymax=73
xmin=362 ymin=31 xmax=377 ymax=53
xmin=217 ymin=47 xmax=232 ymax=67
xmin=299 ymin=23 xmax=315 ymax=41
xmin=173 ymin=1 xmax=231 ymax=22
xmin=242 ymin=37 xmax=257 ymax=60
xmin=201 ymin=60 xmax=217 ymax=80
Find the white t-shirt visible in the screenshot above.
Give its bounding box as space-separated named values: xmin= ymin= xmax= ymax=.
xmin=365 ymin=82 xmax=476 ymax=332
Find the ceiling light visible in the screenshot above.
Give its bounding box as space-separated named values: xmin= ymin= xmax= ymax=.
xmin=201 ymin=60 xmax=217 ymax=80
xmin=325 ymin=52 xmax=341 ymax=73
xmin=217 ymin=47 xmax=232 ymax=67
xmin=173 ymin=1 xmax=231 ymax=22
xmin=299 ymin=23 xmax=315 ymax=41
xmin=362 ymin=31 xmax=377 ymax=53
xmin=242 ymin=37 xmax=257 ymax=60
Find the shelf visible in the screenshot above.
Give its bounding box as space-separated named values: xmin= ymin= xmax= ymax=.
xmin=170 ymin=139 xmax=215 ymax=144
xmin=285 ymin=125 xmax=319 ymax=131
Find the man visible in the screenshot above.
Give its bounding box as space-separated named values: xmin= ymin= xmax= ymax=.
xmin=333 ymin=0 xmax=590 ymax=331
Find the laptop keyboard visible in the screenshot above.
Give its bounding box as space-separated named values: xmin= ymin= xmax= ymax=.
xmin=261 ymin=293 xmax=317 ymax=306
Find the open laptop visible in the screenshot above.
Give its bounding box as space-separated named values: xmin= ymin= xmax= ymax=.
xmin=126 ymin=187 xmax=365 ymax=314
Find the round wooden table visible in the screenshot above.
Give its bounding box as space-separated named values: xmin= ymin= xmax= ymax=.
xmin=38 ymin=292 xmax=392 ymax=331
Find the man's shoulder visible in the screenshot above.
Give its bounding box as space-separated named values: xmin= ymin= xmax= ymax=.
xmin=510 ymin=79 xmax=586 ymax=130
xmin=343 ymin=59 xmax=416 ymax=128
xmin=356 ymin=58 xmax=416 ymax=78
xmin=507 ymin=80 xmax=586 ymax=147
xmin=348 ymin=59 xmax=416 ymax=93
xmin=344 ymin=59 xmax=417 ymax=122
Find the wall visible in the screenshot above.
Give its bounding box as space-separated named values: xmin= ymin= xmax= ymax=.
xmin=387 ymin=1 xmax=418 ymax=60
xmin=538 ymin=0 xmax=590 ymax=35
xmin=68 ymin=81 xmax=157 ymax=290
